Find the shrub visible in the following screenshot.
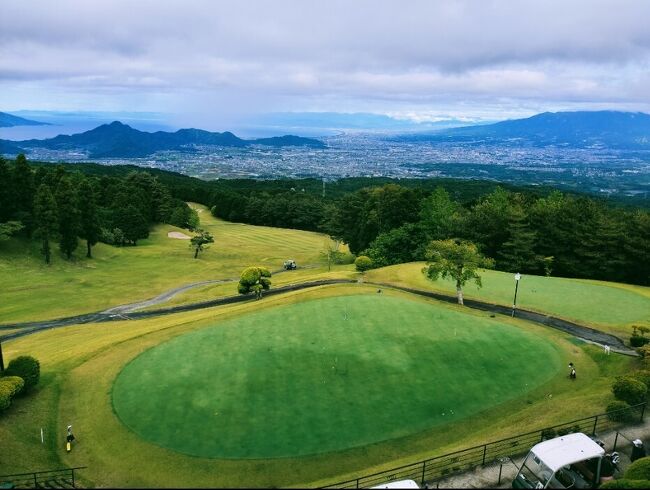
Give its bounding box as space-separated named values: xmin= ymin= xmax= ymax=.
xmin=632 ymin=370 xmax=650 ymax=391
xmin=625 ymin=457 xmax=650 ymax=480
xmin=638 ymin=345 xmax=650 ymax=359
xmin=0 ymin=376 xmax=25 ymax=397
xmin=601 ymin=479 xmax=650 ymax=489
xmin=354 ymin=255 xmax=373 ymax=272
xmin=606 ymin=400 xmax=635 ymax=422
xmin=0 ymin=383 xmax=12 ymax=411
xmin=612 ymin=376 xmax=647 ymax=405
xmin=631 ymin=336 xmax=649 ymax=347
xmin=541 ymin=428 xmax=556 ymax=440
xmin=4 ymin=356 xmax=40 ymax=390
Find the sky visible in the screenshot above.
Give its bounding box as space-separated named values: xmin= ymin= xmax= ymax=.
xmin=1 ymin=0 xmax=650 ymax=128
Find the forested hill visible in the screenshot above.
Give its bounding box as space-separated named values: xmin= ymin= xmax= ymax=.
xmin=0 ymin=121 xmax=325 ymax=158
xmin=0 ymin=111 xmax=49 ymax=128
xmin=399 ymin=111 xmax=650 ymax=149
xmin=2 ymin=156 xmax=648 ymax=286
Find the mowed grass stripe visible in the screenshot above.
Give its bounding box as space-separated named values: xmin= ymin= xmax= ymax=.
xmin=112 ymin=294 xmax=562 ymax=459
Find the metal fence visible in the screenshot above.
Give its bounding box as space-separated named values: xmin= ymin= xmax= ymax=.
xmin=0 ymin=466 xmax=86 ymax=489
xmin=322 ymin=403 xmax=646 ymax=489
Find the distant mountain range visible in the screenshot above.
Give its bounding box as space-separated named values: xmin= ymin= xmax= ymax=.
xmin=396 ymin=111 xmax=650 ymax=149
xmin=0 ymin=121 xmax=325 ymax=158
xmin=0 ymin=111 xmax=50 ymax=128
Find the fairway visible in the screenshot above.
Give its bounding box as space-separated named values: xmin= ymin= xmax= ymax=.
xmin=112 ymin=294 xmax=562 ymax=459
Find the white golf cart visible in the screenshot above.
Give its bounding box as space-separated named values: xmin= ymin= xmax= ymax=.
xmin=513 ymin=433 xmax=608 ymax=489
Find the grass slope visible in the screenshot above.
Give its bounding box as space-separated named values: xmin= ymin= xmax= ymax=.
xmin=112 ymin=294 xmax=561 ymax=459
xmin=0 ymin=204 xmax=329 ymax=323
xmin=0 ymin=286 xmax=635 ymax=487
xmin=366 ymin=263 xmax=650 ymax=337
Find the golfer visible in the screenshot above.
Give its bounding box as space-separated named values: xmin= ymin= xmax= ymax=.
xmin=569 ymin=363 xmax=576 ymax=380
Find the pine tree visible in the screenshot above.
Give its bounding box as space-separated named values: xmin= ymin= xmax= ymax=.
xmin=33 ymin=184 xmax=58 ymax=264
xmin=11 ymin=154 xmax=35 ymax=226
xmin=0 ymin=157 xmax=13 ymax=222
xmin=55 ymin=178 xmax=80 ymax=259
xmin=78 ymin=180 xmax=100 ymax=258
xmin=498 ymin=202 xmax=538 ymax=273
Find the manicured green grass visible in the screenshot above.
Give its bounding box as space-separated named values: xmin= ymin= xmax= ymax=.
xmin=0 ymin=204 xmax=330 ymax=323
xmin=366 ymin=262 xmax=650 ymax=337
xmin=112 ymin=294 xmax=562 ymax=459
xmin=0 ymin=285 xmax=634 ymax=487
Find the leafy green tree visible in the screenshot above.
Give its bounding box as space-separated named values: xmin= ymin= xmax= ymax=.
xmin=354 ymin=255 xmax=373 ymax=273
xmin=0 ymin=221 xmax=24 ymax=241
xmin=419 ymin=186 xmax=462 ymax=241
xmin=113 ymin=205 xmax=149 ymax=245
xmin=423 ymin=239 xmax=494 ymax=305
xmin=320 ymin=237 xmax=345 ymax=272
xmin=33 ymin=184 xmax=58 ymax=264
xmin=55 ymin=178 xmax=80 ymax=259
xmin=237 ymin=266 xmax=272 ymax=299
xmin=364 ymin=223 xmax=426 ymax=267
xmin=190 ymin=229 xmax=214 ymax=258
xmin=466 ymin=187 xmax=512 ymax=260
xmin=78 ymin=180 xmax=101 ymax=258
xmin=4 ymin=355 xmax=40 ymax=390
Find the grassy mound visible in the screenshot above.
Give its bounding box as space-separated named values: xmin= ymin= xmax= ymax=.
xmin=112 ymin=294 xmax=561 ymax=458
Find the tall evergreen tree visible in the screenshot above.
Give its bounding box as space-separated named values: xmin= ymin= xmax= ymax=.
xmin=497 ymin=199 xmax=538 ymax=273
xmin=55 ymin=178 xmax=80 ymax=259
xmin=33 ymin=184 xmax=58 ymax=264
xmin=78 ymin=180 xmax=101 ymax=258
xmin=0 ymin=157 xmax=13 ymax=222
xmin=11 ymin=154 xmax=35 ymax=226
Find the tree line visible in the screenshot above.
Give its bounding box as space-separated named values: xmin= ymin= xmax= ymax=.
xmin=211 ymin=182 xmax=649 ymax=286
xmin=0 ymin=155 xmax=198 ymax=263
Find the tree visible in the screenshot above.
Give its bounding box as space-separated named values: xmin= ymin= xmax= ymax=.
xmin=419 ymin=186 xmax=462 ymax=241
xmin=11 ymin=154 xmax=35 ymax=222
xmin=113 ymin=205 xmax=149 ymax=245
xmin=497 ymin=197 xmax=538 ymax=273
xmin=4 ymin=355 xmax=40 ymax=390
xmin=354 ymin=255 xmax=373 ymax=273
xmin=33 ymin=184 xmax=58 ymax=264
xmin=237 ymin=266 xmax=272 ymax=299
xmin=55 ymin=178 xmax=80 ymax=259
xmin=0 ymin=221 xmax=24 ymax=241
xmin=190 ymin=229 xmax=214 ymax=258
xmin=320 ymin=237 xmax=345 ymax=271
xmin=423 ymin=239 xmax=494 ymax=305
xmin=78 ymin=180 xmax=101 ymax=258
xmin=0 ymin=157 xmax=14 ymax=222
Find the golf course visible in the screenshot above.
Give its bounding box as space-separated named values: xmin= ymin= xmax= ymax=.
xmin=0 ymin=204 xmax=648 ymax=487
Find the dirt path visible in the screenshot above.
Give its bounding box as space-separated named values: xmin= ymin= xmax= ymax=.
xmin=0 ymin=280 xmax=637 ymax=356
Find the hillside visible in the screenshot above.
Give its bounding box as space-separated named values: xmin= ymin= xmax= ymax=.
xmin=0 ymin=121 xmax=325 ymax=158
xmin=399 ymin=111 xmax=650 ymax=149
xmin=0 ymin=111 xmax=49 ymax=128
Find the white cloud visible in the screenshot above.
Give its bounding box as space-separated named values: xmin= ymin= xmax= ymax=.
xmin=1 ymin=0 xmax=650 ymax=120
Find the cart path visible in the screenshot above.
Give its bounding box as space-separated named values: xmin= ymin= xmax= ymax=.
xmin=0 ymin=279 xmax=638 ymax=356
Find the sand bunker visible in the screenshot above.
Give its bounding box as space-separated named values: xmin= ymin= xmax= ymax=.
xmin=168 ymin=231 xmax=191 ymax=239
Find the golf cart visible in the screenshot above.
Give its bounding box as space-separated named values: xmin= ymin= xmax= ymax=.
xmin=371 ymin=480 xmax=419 ymax=489
xmin=283 ymin=259 xmax=297 ymax=270
xmin=513 ymin=432 xmax=614 ymax=489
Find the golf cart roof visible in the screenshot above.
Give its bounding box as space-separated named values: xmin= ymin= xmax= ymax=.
xmin=530 ymin=433 xmax=605 ymax=472
xmin=370 ymin=479 xmax=419 ymax=489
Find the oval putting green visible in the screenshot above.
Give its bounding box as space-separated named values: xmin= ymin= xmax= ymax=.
xmin=112 ymin=294 xmax=562 ymax=459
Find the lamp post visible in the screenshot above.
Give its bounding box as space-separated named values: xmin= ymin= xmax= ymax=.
xmin=511 ymin=272 xmax=521 ymax=317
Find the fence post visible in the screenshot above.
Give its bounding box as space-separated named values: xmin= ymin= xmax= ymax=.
xmin=33 ymin=473 xmax=38 ymax=488
xmin=613 ymin=432 xmax=619 ymax=452
xmin=592 ymin=415 xmax=598 ymax=435
xmin=356 ymin=477 xmax=360 ymax=489
xmin=421 ymin=460 xmax=426 ymax=486
xmin=482 ymin=445 xmax=487 ymax=465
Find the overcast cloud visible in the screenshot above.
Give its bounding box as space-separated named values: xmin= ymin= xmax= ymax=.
xmin=1 ymin=0 xmax=650 ymax=126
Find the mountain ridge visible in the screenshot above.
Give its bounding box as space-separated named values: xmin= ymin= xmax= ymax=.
xmin=0 ymin=111 xmax=50 ymax=128
xmin=0 ymin=121 xmax=325 ymax=158
xmin=396 ymin=110 xmax=650 ymax=149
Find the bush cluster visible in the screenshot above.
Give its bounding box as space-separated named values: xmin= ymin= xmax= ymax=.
xmin=601 ymin=456 xmax=650 ymax=489
xmin=0 ymin=370 xmax=29 ymax=413
xmin=4 ymin=356 xmax=40 ymax=390
xmin=612 ymin=376 xmax=647 ymax=406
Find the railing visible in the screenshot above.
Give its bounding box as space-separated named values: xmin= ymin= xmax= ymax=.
xmin=0 ymin=467 xmax=86 ymax=489
xmin=322 ymin=403 xmax=646 ymax=488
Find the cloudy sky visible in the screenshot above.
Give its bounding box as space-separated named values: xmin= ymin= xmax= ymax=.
xmin=1 ymin=0 xmax=650 ymax=127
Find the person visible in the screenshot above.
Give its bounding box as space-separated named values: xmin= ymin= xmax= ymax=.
xmin=604 ymin=345 xmax=611 ymax=355
xmin=632 ymin=439 xmax=646 ymax=462
xmin=66 ymin=425 xmax=75 ymax=443
xmin=569 ymin=362 xmax=576 ymax=380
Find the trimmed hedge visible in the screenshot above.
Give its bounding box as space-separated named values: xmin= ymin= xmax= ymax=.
xmin=0 ymin=383 xmax=12 ymax=411
xmin=354 ymin=255 xmax=373 ymax=272
xmin=625 ymin=457 xmax=650 ymax=480
xmin=612 ymin=376 xmax=647 ymax=405
xmin=4 ymin=356 xmax=40 ymax=390
xmin=606 ymin=400 xmax=635 ymax=423
xmin=601 ymin=479 xmax=650 ymax=489
xmin=0 ymin=376 xmax=25 ymax=398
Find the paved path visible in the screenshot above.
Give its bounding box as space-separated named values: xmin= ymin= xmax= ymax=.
xmin=0 ymin=279 xmax=637 ymax=356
